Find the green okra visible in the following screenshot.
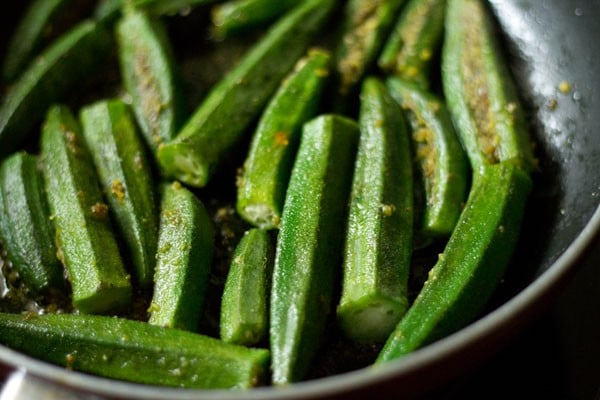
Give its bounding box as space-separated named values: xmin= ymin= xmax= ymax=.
xmin=237 ymin=48 xmax=332 ymax=229
xmin=211 ymin=0 xmax=298 ymax=39
xmin=220 ymin=228 xmax=274 ymax=346
xmin=0 ymin=20 xmax=112 ymax=159
xmin=376 ymin=162 xmax=532 ymax=362
xmin=337 ymin=77 xmax=413 ymax=344
xmin=0 ymin=152 xmax=63 ymax=293
xmin=387 ymin=77 xmax=468 ymax=238
xmin=0 ymin=312 xmax=269 ymax=389
xmin=80 ymin=99 xmax=158 ymax=288
xmin=270 ymin=115 xmax=358 ymax=385
xmin=3 ymin=0 xmax=85 ymax=82
xmin=41 ymin=105 xmax=131 ymax=314
xmin=95 ymin=0 xmax=221 ymax=21
xmin=335 ymin=0 xmax=406 ymax=98
xmin=442 ymin=0 xmax=535 ymax=174
xmin=148 ymin=182 xmax=214 ymax=331
xmin=378 ymin=0 xmax=446 ymax=88
xmin=157 ymin=0 xmax=338 ymax=188
xmin=116 ymin=8 xmax=186 ymax=154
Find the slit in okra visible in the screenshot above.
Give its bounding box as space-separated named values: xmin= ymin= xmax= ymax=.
xmin=337 ymin=77 xmax=413 ymax=345
xmin=157 ymin=0 xmax=338 ymax=187
xmin=236 ymin=48 xmax=332 ymax=230
xmin=386 ymin=77 xmax=468 ymax=238
xmin=41 ymin=105 xmax=132 ymax=314
xmin=442 ymin=0 xmax=535 ymax=174
xmin=116 ymin=8 xmax=186 ymax=155
xmin=378 ymin=0 xmax=446 ymax=88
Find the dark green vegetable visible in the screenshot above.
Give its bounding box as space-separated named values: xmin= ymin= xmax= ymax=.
xmin=41 ymin=105 xmax=131 ymax=314
xmin=157 ymin=0 xmax=338 ymax=187
xmin=0 ymin=312 xmax=270 ymax=389
xmin=0 ymin=20 xmax=112 ymax=159
xmin=3 ymin=0 xmax=72 ymax=82
xmin=378 ymin=0 xmax=446 ymax=88
xmin=236 ymin=48 xmax=331 ymax=229
xmin=80 ymin=99 xmax=158 ymax=288
xmin=335 ymin=0 xmax=406 ymax=98
xmin=376 ymin=162 xmax=532 ymax=362
xmin=387 ymin=77 xmax=468 ymax=238
xmin=116 ymin=8 xmax=185 ymax=154
xmin=0 ymin=152 xmax=63 ymax=293
xmin=95 ymin=0 xmax=222 ymax=20
xmin=270 ymin=114 xmax=358 ymax=385
xmin=442 ymin=0 xmax=535 ymax=174
xmin=337 ymin=77 xmax=413 ymax=344
xmin=220 ymin=228 xmax=273 ymax=346
xmin=148 ymin=182 xmax=214 ymax=331
xmin=211 ymin=0 xmax=298 ymax=39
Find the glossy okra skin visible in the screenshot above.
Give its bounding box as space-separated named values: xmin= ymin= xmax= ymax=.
xmin=148 ymin=182 xmax=214 ymax=331
xmin=41 ymin=105 xmax=131 ymax=314
xmin=270 ymin=115 xmax=358 ymax=385
xmin=0 ymin=20 xmax=112 ymax=159
xmin=116 ymin=8 xmax=186 ymax=154
xmin=337 ymin=78 xmax=413 ymax=344
xmin=387 ymin=77 xmax=468 ymax=238
xmin=378 ymin=0 xmax=446 ymax=88
xmin=157 ymin=0 xmax=337 ymax=188
xmin=237 ymin=49 xmax=331 ymax=229
xmin=376 ymin=162 xmax=532 ymax=362
xmin=0 ymin=152 xmax=63 ymax=293
xmin=220 ymin=228 xmax=274 ymax=346
xmin=0 ymin=313 xmax=270 ymax=389
xmin=442 ymin=0 xmax=535 ymax=174
xmin=335 ymin=0 xmax=406 ymax=98
xmin=80 ymin=99 xmax=158 ymax=288
xmin=211 ymin=0 xmax=298 ymax=39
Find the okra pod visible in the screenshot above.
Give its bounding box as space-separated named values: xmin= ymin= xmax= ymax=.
xmin=148 ymin=182 xmax=214 ymax=331
xmin=236 ymin=48 xmax=332 ymax=229
xmin=0 ymin=20 xmax=112 ymax=159
xmin=376 ymin=162 xmax=532 ymax=362
xmin=2 ymin=0 xmax=93 ymax=82
xmin=80 ymin=99 xmax=158 ymax=288
xmin=335 ymin=0 xmax=406 ymax=98
xmin=442 ymin=0 xmax=535 ymax=174
xmin=41 ymin=105 xmax=131 ymax=314
xmin=0 ymin=152 xmax=63 ymax=293
xmin=157 ymin=0 xmax=337 ymax=187
xmin=378 ymin=0 xmax=446 ymax=88
xmin=220 ymin=228 xmax=274 ymax=346
xmin=387 ymin=77 xmax=468 ymax=238
xmin=116 ymin=8 xmax=186 ymax=154
xmin=0 ymin=312 xmax=269 ymax=389
xmin=211 ymin=0 xmax=298 ymax=39
xmin=336 ymin=78 xmax=413 ymax=344
xmin=270 ymin=115 xmax=358 ymax=385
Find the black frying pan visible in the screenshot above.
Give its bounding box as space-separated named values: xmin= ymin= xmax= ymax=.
xmin=0 ymin=0 xmax=598 ymax=399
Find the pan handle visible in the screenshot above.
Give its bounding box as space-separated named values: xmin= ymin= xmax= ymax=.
xmin=0 ymin=369 xmax=103 ymax=400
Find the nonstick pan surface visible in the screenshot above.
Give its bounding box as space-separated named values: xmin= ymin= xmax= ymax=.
xmin=0 ymin=0 xmax=598 ymax=399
